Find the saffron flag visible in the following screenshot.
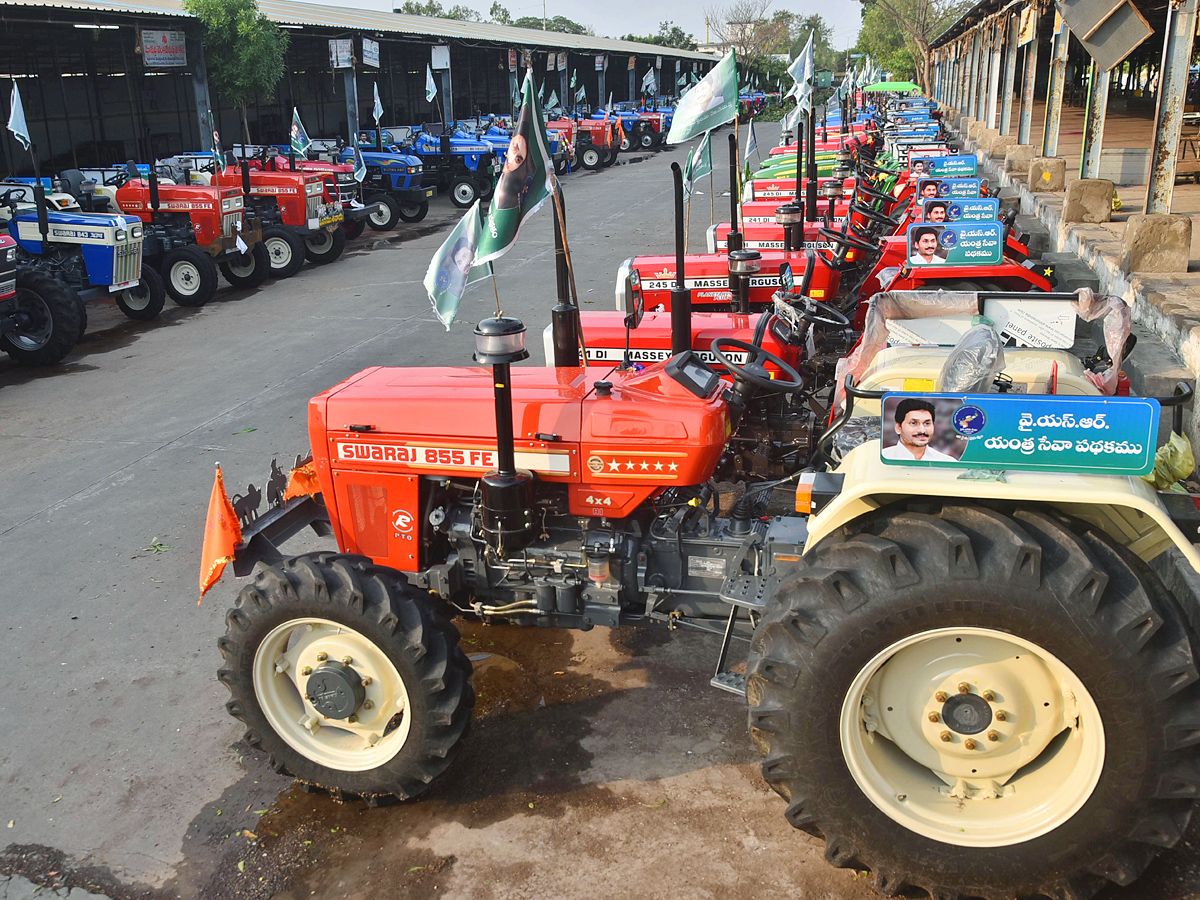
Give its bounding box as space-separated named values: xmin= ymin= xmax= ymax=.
xmin=199 ymin=464 xmax=243 ymax=600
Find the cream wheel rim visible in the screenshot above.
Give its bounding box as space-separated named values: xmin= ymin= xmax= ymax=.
xmin=265 ymin=237 xmax=292 ymax=268
xmin=252 ymin=616 xmax=413 ymax=771
xmin=840 ymin=627 xmax=1104 ymax=847
xmin=170 ymin=261 xmax=201 ymax=294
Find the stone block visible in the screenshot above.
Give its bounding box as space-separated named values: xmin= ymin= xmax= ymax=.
xmin=1004 ymin=143 xmax=1036 ymax=175
xmin=989 ymin=134 xmax=1018 ymax=159
xmin=1029 ymin=156 xmax=1066 ymax=192
xmin=977 ymin=128 xmax=1000 ymax=150
xmin=969 ymin=120 xmax=988 ymax=142
xmin=1121 ymin=214 xmax=1192 ymax=274
xmin=1062 ymin=179 xmax=1115 ymax=224
xmin=957 ymin=114 xmax=975 ymax=134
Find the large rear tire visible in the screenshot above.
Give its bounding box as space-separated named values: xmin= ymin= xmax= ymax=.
xmin=114 ymin=264 xmax=166 ymax=321
xmin=218 ymin=553 xmax=474 ymax=803
xmin=219 ymin=242 xmax=271 ymax=289
xmin=303 ymin=227 xmax=346 ymax=266
xmin=161 ymin=245 xmax=218 ymax=307
xmin=0 ymin=270 xmax=83 ymax=366
xmin=261 ymin=226 xmax=305 ymax=279
xmin=601 ymin=148 xmax=618 ymax=167
xmin=342 ymin=218 xmax=366 ymax=240
xmin=747 ymin=504 xmax=1200 ymax=900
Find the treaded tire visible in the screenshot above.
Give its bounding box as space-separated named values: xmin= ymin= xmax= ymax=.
xmin=450 ymin=177 xmax=477 ymax=209
xmin=217 ymin=552 xmax=475 ymax=803
xmin=114 ymin=264 xmax=166 ymax=321
xmin=261 ymin=226 xmax=305 ymax=279
xmin=303 ymin=227 xmax=346 ymax=266
xmin=580 ymin=147 xmax=602 ymax=170
xmin=1 ymin=270 xmax=83 ymax=365
xmin=601 ymin=149 xmax=618 ymax=167
xmin=342 ymin=218 xmax=366 ymax=240
xmin=161 ymin=245 xmax=218 ymax=307
xmin=366 ymin=194 xmax=400 ymax=231
xmin=219 ymin=242 xmax=271 ymax=289
xmin=747 ymin=503 xmax=1200 ymax=900
xmin=398 ymin=200 xmax=429 ymax=223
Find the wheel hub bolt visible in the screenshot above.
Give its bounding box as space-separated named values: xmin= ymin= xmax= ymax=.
xmin=987 ymin=731 xmax=1000 ymax=742
xmin=316 ymin=652 xmax=328 ymax=662
xmin=935 ymin=691 xmax=949 ymax=703
xmin=928 ymin=712 xmax=940 ymax=723
xmin=347 ymin=714 xmax=357 ymax=723
xmin=301 ymin=666 xmax=312 ymax=676
xmin=958 ymin=682 xmax=971 ymax=694
xmin=983 ymin=690 xmax=995 ymax=702
xmin=361 ymin=676 xmax=372 ymax=686
xmin=964 ymin=739 xmax=978 ymax=750
xmin=363 ymin=700 xmax=373 ymax=710
xmin=342 ymin=656 xmax=353 ymax=665
xmin=996 ymin=710 xmax=1009 ymax=722
xmin=940 ymin=731 xmax=953 ymax=742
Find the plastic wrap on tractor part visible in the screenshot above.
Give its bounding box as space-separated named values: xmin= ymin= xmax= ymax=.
xmin=834 ymin=290 xmax=979 ymax=409
xmin=938 ymin=324 xmax=1006 ymax=393
xmin=1143 ymin=431 xmax=1197 ymax=491
xmin=834 ymin=417 xmax=881 ymax=459
xmin=1072 ymin=287 xmax=1132 ymax=395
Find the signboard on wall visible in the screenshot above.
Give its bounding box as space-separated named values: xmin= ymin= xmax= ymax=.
xmin=595 ymin=54 xmax=605 ymax=70
xmin=141 ymin=30 xmax=187 ymax=67
xmin=329 ymin=39 xmax=353 ymax=69
xmin=547 ymin=52 xmax=557 ymax=71
xmin=557 ymin=51 xmax=567 ymax=71
xmin=362 ymin=37 xmax=379 ymax=68
xmin=431 ymin=44 xmax=451 ymax=70
xmin=628 ymin=56 xmax=636 ymax=70
xmin=1055 ymin=0 xmax=1154 ymax=70
xmin=1017 ymin=6 xmax=1036 ymax=44
xmin=509 ymin=49 xmax=518 ymax=71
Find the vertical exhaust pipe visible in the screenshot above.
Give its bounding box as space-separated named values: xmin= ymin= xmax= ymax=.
xmin=725 ymin=133 xmax=742 ymax=252
xmin=806 ymin=110 xmax=818 ymax=223
xmin=240 ymin=159 xmax=251 ymax=198
xmin=148 ymin=167 xmax=160 ymax=215
xmin=550 ymin=182 xmax=580 ymax=367
xmin=670 ymin=162 xmax=691 ymax=357
xmin=288 ymin=147 xmax=297 ymax=172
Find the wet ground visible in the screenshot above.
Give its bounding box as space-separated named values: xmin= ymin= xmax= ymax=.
xmin=4 ymin=138 xmax=1200 ymax=900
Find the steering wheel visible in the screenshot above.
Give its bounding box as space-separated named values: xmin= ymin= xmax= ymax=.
xmin=849 ymin=199 xmax=900 ymax=229
xmin=820 ymin=224 xmax=879 ymax=255
xmin=858 ymin=160 xmax=900 ymax=178
xmin=856 ymin=181 xmax=896 ymax=205
xmin=105 ymin=172 xmax=129 ymax=187
xmin=710 ymin=337 xmax=805 ymax=393
xmin=0 ymin=188 xmax=19 ymax=209
xmin=798 ymin=296 xmax=851 ymax=328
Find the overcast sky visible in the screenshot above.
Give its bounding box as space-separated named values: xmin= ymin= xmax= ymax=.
xmin=329 ymin=0 xmax=864 ymax=50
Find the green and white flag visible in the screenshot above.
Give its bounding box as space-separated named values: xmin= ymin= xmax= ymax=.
xmin=372 ymin=82 xmax=384 ymax=124
xmin=666 ymin=51 xmax=737 ymax=145
xmin=352 ymin=145 xmax=367 ymax=183
xmin=677 ymin=71 xmax=686 ymax=87
xmin=547 ymin=89 xmax=559 ymax=109
xmin=570 ymin=69 xmax=577 ymax=88
xmin=426 ymin=65 xmax=438 ymax=102
xmin=744 ymin=118 xmax=757 ymax=169
xmin=476 ymin=70 xmax=555 ymax=266
xmin=789 ymin=32 xmax=815 ymax=113
xmin=424 ymin=199 xmax=493 ymax=329
xmin=538 ymin=81 xmax=545 ymax=101
xmin=682 ymin=130 xmax=711 ymax=201
xmin=690 ymin=72 xmax=699 ymax=85
xmin=575 ymin=84 xmax=587 ymax=103
xmin=7 ymin=81 xmax=29 ymax=151
xmin=641 ymin=67 xmax=656 ymax=95
xmin=290 ymin=107 xmax=311 ymax=155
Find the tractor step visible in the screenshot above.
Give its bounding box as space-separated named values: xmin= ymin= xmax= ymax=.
xmin=720 ymin=574 xmax=775 ymax=610
xmin=710 ymin=671 xmax=747 ymax=696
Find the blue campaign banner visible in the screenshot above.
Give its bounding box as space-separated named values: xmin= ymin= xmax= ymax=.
xmin=906 ymin=221 xmax=1003 ymax=265
xmin=921 ymin=197 xmax=999 ymax=222
xmin=916 ymin=176 xmax=985 ymax=199
xmin=911 ymin=154 xmax=977 ymax=177
xmin=880 ymin=394 xmax=1159 ymax=475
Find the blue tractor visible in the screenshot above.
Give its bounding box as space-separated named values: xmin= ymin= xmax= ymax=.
xmin=377 ymin=126 xmax=496 ymax=209
xmin=332 ymin=134 xmax=437 ymax=229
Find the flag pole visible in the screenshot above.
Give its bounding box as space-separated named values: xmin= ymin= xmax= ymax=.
xmin=685 ymin=192 xmax=691 ymax=256
xmin=491 ymin=265 xmax=502 ymax=317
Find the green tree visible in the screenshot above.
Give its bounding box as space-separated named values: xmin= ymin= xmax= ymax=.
xmin=511 ymin=14 xmax=593 ymax=33
xmin=854 ymin=0 xmax=968 ymax=91
xmin=620 ymin=21 xmax=698 ymax=51
xmin=855 ymin=1 xmax=916 ymax=81
xmin=488 ymin=1 xmax=511 ymax=23
xmin=183 ymin=0 xmax=289 ymax=145
xmin=396 ymin=0 xmax=483 ymax=17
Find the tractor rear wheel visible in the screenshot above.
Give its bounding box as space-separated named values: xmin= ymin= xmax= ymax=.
xmin=747 ymin=504 xmax=1200 ymax=900
xmin=218 ymin=553 xmax=475 ymax=803
xmin=261 ymin=226 xmax=305 ymax=279
xmin=397 ymin=200 xmax=429 ymax=223
xmin=619 ymin=131 xmax=632 ymax=152
xmin=366 ymin=194 xmax=400 ymax=231
xmin=637 ymin=126 xmax=657 ymax=151
xmin=162 ymin=246 xmax=218 ymax=307
xmin=303 ymin=227 xmax=346 ymax=266
xmin=580 ymin=147 xmax=603 ymax=170
xmin=450 ymin=177 xmax=477 ymax=208
xmin=554 ymin=156 xmax=569 ymax=175
xmin=601 ymin=149 xmax=618 ymax=167
xmin=219 ymin=243 xmax=271 ymax=290
xmin=114 ymin=264 xmax=166 ymax=321
xmin=0 ymin=270 xmax=82 ymax=366
xmin=342 ymin=219 xmax=366 ymax=240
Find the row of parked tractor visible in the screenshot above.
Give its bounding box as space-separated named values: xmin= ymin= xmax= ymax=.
xmin=0 ymin=107 xmax=672 ymax=370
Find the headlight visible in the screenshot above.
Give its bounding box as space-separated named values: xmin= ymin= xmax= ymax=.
xmin=306 ymin=182 xmax=324 ymax=196
xmin=222 ymin=198 xmax=233 ymax=211
xmin=131 ymin=225 xmax=142 ymax=238
xmin=6 ymin=247 xmax=15 ymax=262
xmin=407 ymin=166 xmax=421 ymax=174
xmin=231 ymin=196 xmax=243 ymax=210
xmin=115 ymin=228 xmax=127 ymax=241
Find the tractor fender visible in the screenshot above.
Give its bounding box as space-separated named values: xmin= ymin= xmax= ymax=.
xmin=805 ymin=441 xmax=1200 ymax=575
xmin=614 ymin=257 xmax=633 ymax=312
xmin=706 ymin=224 xmax=718 ymax=254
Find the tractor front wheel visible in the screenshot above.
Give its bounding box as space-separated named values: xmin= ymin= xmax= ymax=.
xmin=637 ymin=127 xmax=657 ymax=151
xmin=343 ymin=219 xmax=366 ymax=240
xmin=0 ymin=270 xmax=83 ymax=366
xmin=366 ymin=194 xmax=400 ymax=231
xmin=747 ymin=504 xmax=1200 ymax=900
xmin=219 ymin=243 xmax=272 ymax=290
xmin=619 ymin=131 xmax=632 ymax=152
xmin=262 ymin=226 xmax=305 ymax=279
xmin=218 ymin=553 xmax=475 ymax=803
xmin=304 ymin=227 xmax=347 ymax=266
xmin=449 ymin=177 xmax=478 ymax=208
xmin=601 ymin=149 xmax=618 ymax=167
xmin=397 ymin=200 xmax=429 ymax=223
xmin=114 ymin=265 xmax=166 ymax=321
xmin=162 ymin=246 xmax=218 ymax=307
xmin=580 ymin=147 xmax=603 ymax=170
xmin=554 ymin=156 xmax=569 ymax=175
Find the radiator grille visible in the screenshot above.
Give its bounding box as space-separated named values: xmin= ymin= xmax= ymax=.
xmin=114 ymin=239 xmax=144 ymax=285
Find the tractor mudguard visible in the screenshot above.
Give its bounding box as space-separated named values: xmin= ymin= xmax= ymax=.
xmin=804 ymin=441 xmax=1200 ymax=574
xmin=231 ymin=494 xmax=333 ymax=577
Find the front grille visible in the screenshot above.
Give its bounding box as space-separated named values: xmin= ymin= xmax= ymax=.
xmin=306 ymin=195 xmax=321 ymax=222
xmin=337 ymin=179 xmax=358 ymax=205
xmin=222 ymin=211 xmax=240 ymax=238
xmin=0 ymin=277 xmax=15 ymax=298
xmin=114 ymin=238 xmax=144 ymax=285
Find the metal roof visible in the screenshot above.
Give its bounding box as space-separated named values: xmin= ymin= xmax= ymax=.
xmin=0 ymin=0 xmax=718 ymax=59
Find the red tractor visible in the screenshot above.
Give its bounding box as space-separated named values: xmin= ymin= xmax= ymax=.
xmin=546 ymin=117 xmax=620 ymax=169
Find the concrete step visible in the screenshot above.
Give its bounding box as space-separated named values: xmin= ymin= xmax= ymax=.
xmin=1014 ymin=214 xmax=1051 ymax=257
xmin=1040 ymin=251 xmax=1101 ymax=293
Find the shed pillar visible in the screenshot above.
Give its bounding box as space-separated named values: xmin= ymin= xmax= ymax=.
xmin=1041 ymin=22 xmax=1069 ymax=157
xmin=1146 ymin=0 xmax=1199 ymax=213
xmin=1080 ymin=60 xmax=1111 ymax=178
